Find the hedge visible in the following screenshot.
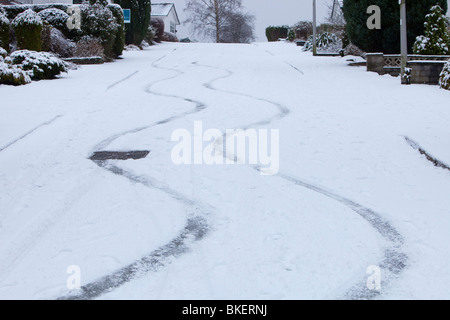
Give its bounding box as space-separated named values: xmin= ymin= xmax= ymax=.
xmin=266 ymin=26 xmax=289 ymax=42
xmin=11 ymin=9 xmax=43 ymax=51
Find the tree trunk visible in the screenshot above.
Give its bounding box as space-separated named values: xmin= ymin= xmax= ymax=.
xmin=214 ymin=0 xmax=220 ymax=42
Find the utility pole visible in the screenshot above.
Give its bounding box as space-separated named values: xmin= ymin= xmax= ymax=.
xmin=313 ymin=0 xmax=317 ymax=56
xmin=400 ymin=0 xmax=408 ymax=84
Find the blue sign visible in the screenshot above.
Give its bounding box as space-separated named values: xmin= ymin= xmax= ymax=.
xmin=123 ymin=9 xmax=131 ymax=24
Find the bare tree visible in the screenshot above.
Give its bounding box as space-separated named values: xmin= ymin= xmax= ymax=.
xmin=325 ymin=0 xmax=345 ymax=26
xmin=220 ymin=11 xmax=255 ymax=43
xmin=185 ymin=0 xmax=254 ymax=43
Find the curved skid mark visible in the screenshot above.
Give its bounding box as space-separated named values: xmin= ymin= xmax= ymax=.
xmin=0 ymin=115 xmax=62 ymax=153
xmin=405 ymin=136 xmax=450 ymax=172
xmin=194 ymin=61 xmax=407 ymax=299
xmin=62 ymin=49 xmax=217 ymax=300
xmin=276 ymin=173 xmax=406 ymax=299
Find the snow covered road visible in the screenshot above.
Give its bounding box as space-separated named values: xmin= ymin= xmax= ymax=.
xmin=0 ymin=42 xmax=449 ymax=299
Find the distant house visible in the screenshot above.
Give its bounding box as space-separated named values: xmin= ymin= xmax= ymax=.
xmin=151 ymin=3 xmax=180 ymax=34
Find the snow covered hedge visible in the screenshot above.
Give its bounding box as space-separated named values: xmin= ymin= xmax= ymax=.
xmin=439 ymin=60 xmax=450 ymax=90
xmin=0 ymin=11 xmax=9 ymax=52
xmin=10 ymin=50 xmax=68 ymax=80
xmin=12 ymin=9 xmax=43 ymax=52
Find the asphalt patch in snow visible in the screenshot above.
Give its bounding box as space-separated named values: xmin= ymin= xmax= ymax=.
xmin=89 ymin=150 xmax=150 ymax=161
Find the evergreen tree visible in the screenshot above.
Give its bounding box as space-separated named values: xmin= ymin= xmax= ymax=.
xmin=342 ymin=0 xmax=448 ymax=53
xmin=413 ymin=5 xmax=450 ymax=55
xmin=114 ymin=0 xmax=151 ymax=45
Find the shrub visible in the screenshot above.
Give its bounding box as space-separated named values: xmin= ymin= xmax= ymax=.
xmin=439 ymin=60 xmax=450 ymax=90
xmin=79 ymin=3 xmax=119 ymax=60
xmin=290 ymin=21 xmax=312 ymax=41
xmin=0 ymin=46 xmax=7 ymax=58
xmin=303 ymin=32 xmax=341 ymax=52
xmin=144 ymin=25 xmax=156 ymax=44
xmin=287 ymin=28 xmax=295 ymax=42
xmin=162 ymin=32 xmax=178 ymax=42
xmin=114 ymin=0 xmax=151 ymax=45
xmin=150 ymin=18 xmax=164 ymax=43
xmin=73 ymin=36 xmax=104 ymax=58
xmin=38 ymin=8 xmax=69 ymax=34
xmin=0 ymin=12 xmax=9 ymax=52
xmin=11 ymin=9 xmax=43 ymax=51
xmin=107 ymin=4 xmax=125 ymax=57
xmin=0 ymin=60 xmax=32 ymax=85
xmin=47 ymin=27 xmax=75 ymax=58
xmin=10 ymin=49 xmax=68 ymax=80
xmin=413 ymin=5 xmax=450 ymax=55
xmin=265 ymin=26 xmax=289 ymax=42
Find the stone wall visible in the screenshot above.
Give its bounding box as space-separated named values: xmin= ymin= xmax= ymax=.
xmin=366 ymin=53 xmax=450 ymax=84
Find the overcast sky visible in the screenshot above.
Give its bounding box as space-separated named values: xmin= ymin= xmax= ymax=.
xmin=169 ymin=0 xmax=450 ymax=42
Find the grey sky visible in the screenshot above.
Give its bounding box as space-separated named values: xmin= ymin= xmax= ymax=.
xmin=170 ymin=0 xmax=450 ymax=42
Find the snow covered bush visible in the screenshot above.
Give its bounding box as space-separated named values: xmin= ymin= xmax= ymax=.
xmin=144 ymin=25 xmax=156 ymax=44
xmin=0 ymin=46 xmax=7 ymax=58
xmin=79 ymin=3 xmax=119 ymax=59
xmin=0 ymin=12 xmax=9 ymax=52
xmin=0 ymin=61 xmax=32 ymax=85
xmin=12 ymin=9 xmax=43 ymax=52
xmin=439 ymin=60 xmax=450 ymax=90
xmin=107 ymin=4 xmax=125 ymax=57
xmin=38 ymin=8 xmax=69 ymax=35
xmin=162 ymin=32 xmax=179 ymax=43
xmin=10 ymin=50 xmax=67 ymax=80
xmin=303 ymin=32 xmax=341 ymax=53
xmin=413 ymin=5 xmax=450 ymax=55
xmin=0 ymin=51 xmax=31 ymax=85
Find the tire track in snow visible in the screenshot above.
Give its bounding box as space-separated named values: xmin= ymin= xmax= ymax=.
xmin=405 ymin=136 xmax=450 ymax=172
xmin=193 ymin=60 xmax=407 ymax=300
xmin=59 ymin=48 xmax=220 ymax=300
xmin=0 ymin=115 xmax=62 ymax=153
xmin=106 ymin=70 xmax=139 ymax=90
xmin=264 ymin=49 xmax=305 ymax=75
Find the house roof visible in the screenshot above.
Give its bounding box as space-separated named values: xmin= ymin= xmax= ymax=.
xmin=151 ymin=3 xmax=180 ymax=24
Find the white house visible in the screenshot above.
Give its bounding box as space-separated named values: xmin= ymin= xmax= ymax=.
xmin=151 ymin=3 xmax=180 ymax=35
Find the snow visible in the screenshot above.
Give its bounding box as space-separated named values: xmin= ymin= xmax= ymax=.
xmin=0 ymin=42 xmax=450 ymax=300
